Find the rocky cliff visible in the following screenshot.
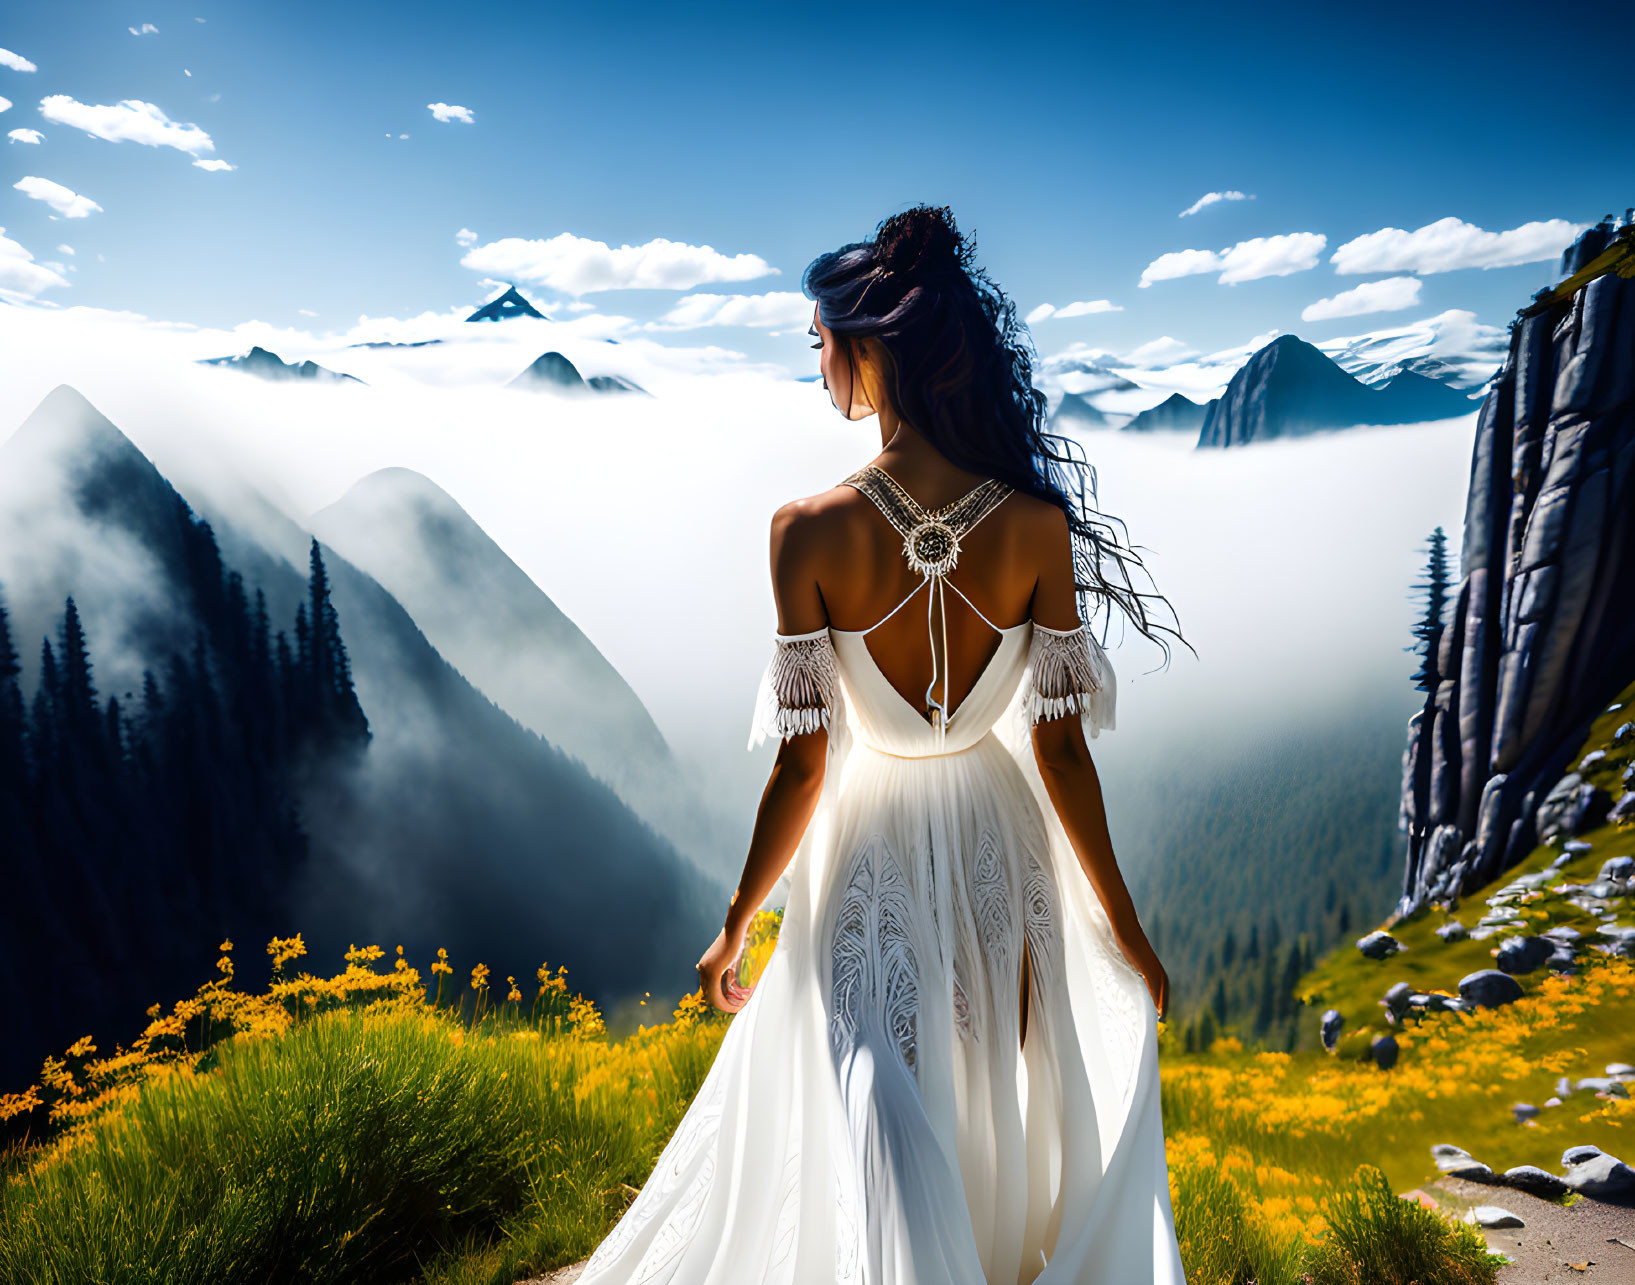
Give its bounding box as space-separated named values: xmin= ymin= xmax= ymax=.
xmin=1399 ymin=212 xmax=1635 ymax=913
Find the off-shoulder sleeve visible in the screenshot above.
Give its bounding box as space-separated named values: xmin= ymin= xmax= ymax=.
xmin=1026 ymin=621 xmax=1117 ymax=738
xmin=748 ymin=628 xmax=844 ymax=749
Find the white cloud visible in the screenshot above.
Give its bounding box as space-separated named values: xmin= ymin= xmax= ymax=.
xmin=649 ymin=291 xmax=812 ymax=330
xmin=13 ymin=176 xmax=103 ymax=219
xmin=1028 ymin=299 xmax=1122 ymax=323
xmin=39 ymin=95 xmax=219 ymax=159
xmin=298 ymin=308 xmax=317 ymax=317
xmin=8 ymin=128 xmax=43 ymax=144
xmin=1216 ymin=233 xmax=1326 ymax=284
xmin=128 ymin=23 xmax=159 ymax=35
xmin=184 ymin=69 xmax=191 ymax=77
xmin=455 ymin=227 xmax=478 ymax=247
xmin=1138 ymin=247 xmax=1222 ymax=287
xmin=1301 ymin=276 xmax=1422 ymax=322
xmin=1180 ymin=190 xmax=1254 ymax=218
xmin=563 ymin=300 xmax=596 ymax=313
xmin=191 ymin=157 xmax=236 ymax=171
xmin=0 ymin=48 xmax=36 ymax=73
xmin=0 ymin=226 xmax=71 ymax=300
xmin=1122 ymin=336 xmax=1198 ymax=367
xmin=56 ymin=243 xmax=73 ymax=254
xmin=1140 ymin=233 xmax=1325 ymax=287
xmin=1331 ymin=216 xmax=1589 ymax=276
xmin=0 ymin=96 xmax=11 ymax=113
xmin=427 ymin=102 xmax=474 ymax=124
xmin=460 ymin=231 xmax=777 ymax=296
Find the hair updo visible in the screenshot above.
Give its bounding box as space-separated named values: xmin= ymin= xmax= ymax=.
xmin=803 ymin=204 xmax=1188 ymax=663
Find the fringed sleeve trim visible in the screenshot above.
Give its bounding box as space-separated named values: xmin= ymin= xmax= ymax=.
xmin=748 ymin=629 xmax=844 ymax=749
xmin=1026 ymin=622 xmax=1117 ymax=738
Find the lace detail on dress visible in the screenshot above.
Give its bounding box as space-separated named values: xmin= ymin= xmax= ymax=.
xmin=829 ymin=839 xmax=920 ymax=1074
xmin=843 ymin=464 xmax=1012 ymax=578
xmin=1026 ymin=622 xmax=1117 ymax=736
xmin=748 ymin=630 xmax=843 ymax=747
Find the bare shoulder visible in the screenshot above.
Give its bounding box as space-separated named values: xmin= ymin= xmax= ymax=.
xmin=1000 ymin=487 xmax=1072 ymax=544
xmin=770 ymin=483 xmax=871 ymax=563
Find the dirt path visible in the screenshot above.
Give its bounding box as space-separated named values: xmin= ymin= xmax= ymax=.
xmin=515 ymin=1262 xmax=587 ymax=1284
xmin=1429 ymin=1176 xmax=1635 ymax=1282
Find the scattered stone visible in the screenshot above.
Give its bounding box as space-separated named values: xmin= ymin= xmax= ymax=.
xmin=1563 ymin=1153 xmax=1635 ymax=1199
xmin=1460 ymin=969 xmax=1524 ymax=1008
xmin=1470 ymin=1206 xmax=1525 ymax=1229
xmin=1547 ymin=950 xmax=1579 ymax=974
xmin=1502 ymin=1164 xmax=1567 ymax=1198
xmin=1544 ymin=1096 xmax=1563 ymax=1107
xmin=1563 ymin=1145 xmax=1604 ymax=1166
xmin=1469 ymin=925 xmax=1502 ymax=941
xmin=1433 ymin=1144 xmax=1496 ymax=1181
xmin=1512 ymin=1103 xmax=1540 ymax=1122
xmin=1611 ymin=793 xmax=1635 ymax=825
xmin=1357 ymin=930 xmax=1405 ymax=959
xmin=1436 ymin=920 xmax=1469 ymax=942
xmin=1615 ymin=721 xmax=1634 ymax=744
xmin=1479 ymin=905 xmax=1524 ymax=924
xmin=1381 ymin=981 xmax=1415 ymax=1021
xmin=1564 ymin=839 xmax=1594 ymax=854
xmin=1581 ymin=750 xmax=1609 ymax=772
xmin=1320 ymin=1008 xmax=1343 ymax=1052
xmin=1550 ymin=851 xmax=1572 ymax=868
xmin=1558 ymin=1076 xmax=1575 ymax=1098
xmin=1601 ymin=856 xmax=1634 ymax=882
xmin=1575 ymin=1077 xmax=1630 ymax=1098
xmin=1371 ymin=1034 xmax=1399 ymax=1070
xmin=1496 ymin=935 xmax=1553 ymax=975
xmin=1544 ymin=925 xmax=1584 ymax=944
xmin=1608 ymin=1063 xmax=1635 ymax=1079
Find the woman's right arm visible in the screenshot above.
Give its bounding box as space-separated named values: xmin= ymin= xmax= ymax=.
xmin=1027 ymin=505 xmax=1169 ymax=1020
xmin=697 ymin=500 xmax=832 ymax=1012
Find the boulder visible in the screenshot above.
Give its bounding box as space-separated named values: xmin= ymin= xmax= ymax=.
xmin=1371 ymin=1035 xmax=1399 ymax=1070
xmin=1433 ymin=1144 xmax=1496 ymax=1181
xmin=1357 ymin=930 xmax=1405 ymax=960
xmin=1562 ymin=1144 xmax=1603 ymax=1165
xmin=1459 ymin=969 xmax=1524 ymax=1008
xmin=1609 ymin=793 xmax=1635 ymax=826
xmin=1382 ymin=982 xmax=1416 ymax=1021
xmin=1563 ymin=1152 xmax=1635 ymax=1198
xmin=1495 ymin=935 xmax=1553 ymax=974
xmin=1436 ymin=920 xmax=1469 ymax=942
xmin=1601 ymin=856 xmax=1635 ymax=882
xmin=1608 ymin=1062 xmax=1635 ymax=1079
xmin=1470 ymin=1206 xmax=1524 ymax=1229
xmin=1502 ymin=1164 xmax=1567 ymax=1198
xmin=1535 ymin=773 xmax=1610 ymax=839
xmin=1320 ymin=1008 xmax=1344 ymax=1052
xmin=1511 ymin=1103 xmax=1540 ymax=1122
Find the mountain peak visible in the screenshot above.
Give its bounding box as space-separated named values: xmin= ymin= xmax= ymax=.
xmin=466 ymin=285 xmax=548 ymax=323
xmin=6 ymin=384 xmax=145 ymax=467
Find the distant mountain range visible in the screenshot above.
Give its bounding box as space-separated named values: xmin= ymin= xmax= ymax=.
xmin=1122 ymin=392 xmax=1208 ymax=434
xmin=199 ymin=345 xmax=364 ymax=384
xmin=508 ymin=350 xmax=649 ymax=396
xmin=1196 ymin=335 xmax=1477 ymax=447
xmin=0 ymin=387 xmax=720 ymax=1086
xmin=1049 ymin=391 xmax=1110 ymax=429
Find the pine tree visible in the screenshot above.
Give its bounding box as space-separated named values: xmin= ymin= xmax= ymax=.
xmin=1211 ymin=975 xmax=1228 ymax=1024
xmin=1408 ymin=526 xmax=1450 ymax=693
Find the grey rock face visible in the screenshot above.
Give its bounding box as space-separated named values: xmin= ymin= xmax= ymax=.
xmin=1399 ymin=215 xmax=1635 ymax=914
xmin=1535 ymin=773 xmax=1610 ymax=839
xmin=1459 ymin=969 xmax=1524 ymax=1008
xmin=1356 ymin=930 xmax=1405 ymax=959
xmin=1123 ymin=391 xmax=1210 ymax=434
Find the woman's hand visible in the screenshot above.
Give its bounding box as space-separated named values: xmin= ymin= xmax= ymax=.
xmin=697 ymin=924 xmax=753 ymax=1014
xmin=1120 ymin=933 xmax=1169 ymax=1021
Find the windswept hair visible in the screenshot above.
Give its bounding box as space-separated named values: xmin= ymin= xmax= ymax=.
xmin=803 ymin=204 xmax=1190 ymax=664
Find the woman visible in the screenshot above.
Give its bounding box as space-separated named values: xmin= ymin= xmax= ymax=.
xmin=578 ymin=206 xmax=1190 ymax=1284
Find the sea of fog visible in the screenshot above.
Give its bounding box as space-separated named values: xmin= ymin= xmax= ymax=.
xmin=0 ymin=304 xmax=1480 ymax=884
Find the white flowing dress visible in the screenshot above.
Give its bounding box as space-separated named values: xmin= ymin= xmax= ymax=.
xmin=579 ymin=467 xmax=1186 ymax=1285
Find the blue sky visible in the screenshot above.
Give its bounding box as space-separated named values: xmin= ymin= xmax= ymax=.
xmin=2 ymin=0 xmax=1629 ymax=374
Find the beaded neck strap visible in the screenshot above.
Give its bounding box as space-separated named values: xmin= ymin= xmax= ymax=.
xmin=841 ymin=464 xmax=1014 ymax=739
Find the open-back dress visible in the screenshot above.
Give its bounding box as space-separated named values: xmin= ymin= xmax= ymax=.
xmin=578 ymin=465 xmax=1186 ymax=1284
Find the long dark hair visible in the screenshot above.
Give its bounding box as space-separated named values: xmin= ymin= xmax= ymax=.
xmin=803 ymin=204 xmax=1190 ymax=664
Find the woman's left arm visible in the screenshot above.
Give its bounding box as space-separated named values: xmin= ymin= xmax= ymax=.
xmin=696 ymin=500 xmax=832 ymax=1012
